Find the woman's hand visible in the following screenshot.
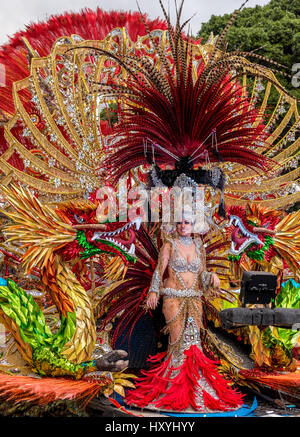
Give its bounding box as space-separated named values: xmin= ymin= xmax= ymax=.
xmin=211 ymin=273 xmax=220 ymax=290
xmin=146 ymin=292 xmax=159 ymax=310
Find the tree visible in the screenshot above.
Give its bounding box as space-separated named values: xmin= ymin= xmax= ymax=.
xmin=197 ymin=0 xmax=300 ymax=100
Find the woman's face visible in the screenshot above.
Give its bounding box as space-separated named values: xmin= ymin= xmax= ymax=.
xmin=176 ymin=219 xmax=193 ymax=236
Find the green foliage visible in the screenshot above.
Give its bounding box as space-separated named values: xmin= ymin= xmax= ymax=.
xmin=197 ymin=0 xmax=300 ymax=101
xmin=99 ymin=102 xmax=119 ymax=126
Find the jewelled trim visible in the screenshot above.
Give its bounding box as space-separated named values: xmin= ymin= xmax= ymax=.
xmin=170 ymin=317 xmax=221 ymax=407
xmin=169 ymin=316 xmax=201 ymax=362
xmin=148 ymin=268 xmax=161 ymax=295
xmin=161 ymin=287 xmax=202 ymax=298
xmin=169 ymin=257 xmax=202 ymax=273
xmin=169 ymin=239 xmax=202 ymax=274
xmin=165 ymin=300 xmax=186 ymax=324
xmin=178 ymin=235 xmax=193 ymax=246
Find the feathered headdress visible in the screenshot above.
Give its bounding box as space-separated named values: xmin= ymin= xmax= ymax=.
xmin=75 ymin=0 xmax=289 ymax=215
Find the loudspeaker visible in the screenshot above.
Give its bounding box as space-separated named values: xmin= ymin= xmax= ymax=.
xmin=240 ymin=271 xmax=277 ymax=307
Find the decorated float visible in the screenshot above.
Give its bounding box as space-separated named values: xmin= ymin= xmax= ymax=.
xmin=0 ymin=0 xmax=299 ymax=417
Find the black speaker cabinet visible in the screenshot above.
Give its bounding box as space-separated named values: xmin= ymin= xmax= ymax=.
xmin=219 ymin=307 xmax=300 ymax=329
xmin=240 ymin=271 xmax=277 ymax=307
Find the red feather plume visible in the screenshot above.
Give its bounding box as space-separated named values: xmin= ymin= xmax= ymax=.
xmin=89 ymin=1 xmax=282 ymax=185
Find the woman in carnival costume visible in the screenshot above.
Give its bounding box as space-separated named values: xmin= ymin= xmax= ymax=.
xmin=125 ymin=208 xmax=244 ymax=412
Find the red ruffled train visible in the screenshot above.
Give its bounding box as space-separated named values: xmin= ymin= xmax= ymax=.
xmin=126 ymin=344 xmax=244 ymax=412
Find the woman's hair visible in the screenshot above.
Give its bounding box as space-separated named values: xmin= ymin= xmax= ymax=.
xmin=160 ymin=202 xmax=211 ymax=240
xmin=179 ymin=212 xmax=195 ymax=225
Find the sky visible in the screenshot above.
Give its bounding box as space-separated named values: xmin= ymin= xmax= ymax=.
xmin=0 ymin=0 xmax=271 ymax=45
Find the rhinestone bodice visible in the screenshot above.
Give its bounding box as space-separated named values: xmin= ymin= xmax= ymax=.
xmin=168 ymin=239 xmax=202 ymax=274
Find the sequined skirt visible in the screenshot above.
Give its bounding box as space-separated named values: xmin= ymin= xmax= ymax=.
xmin=125 ymin=314 xmax=244 ymax=412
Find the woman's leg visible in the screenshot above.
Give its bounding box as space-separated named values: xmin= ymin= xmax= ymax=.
xmin=192 ymin=298 xmax=204 ymax=330
xmin=162 ymin=298 xmax=185 ymax=344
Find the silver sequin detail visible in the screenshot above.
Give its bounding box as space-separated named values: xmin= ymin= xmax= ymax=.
xmin=148 ymin=268 xmax=161 ymax=295
xmin=161 ymin=287 xmax=202 ymax=298
xmin=170 ymin=317 xmax=220 ymax=409
xmin=169 ymin=239 xmax=202 ymax=273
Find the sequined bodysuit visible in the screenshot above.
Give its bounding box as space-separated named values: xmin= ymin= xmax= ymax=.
xmin=153 ymin=238 xmax=208 ymax=352
xmin=126 ymin=236 xmax=244 ymax=412
xmin=168 ymin=239 xmax=202 ymax=273
xmin=162 ymin=238 xmax=203 ymax=299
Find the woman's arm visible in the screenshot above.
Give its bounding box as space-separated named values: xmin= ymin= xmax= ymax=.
xmin=147 ymin=242 xmax=171 ymax=309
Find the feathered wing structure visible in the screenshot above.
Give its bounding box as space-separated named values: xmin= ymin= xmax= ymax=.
xmin=103 ymin=69 xmax=269 ymax=181
xmin=0 ymin=373 xmax=112 ymax=406
xmin=1 ymin=184 xmax=75 ymax=275
xmin=0 ymin=2 xmax=298 ymax=209
xmin=0 ymin=185 xmax=97 ymax=367
xmin=0 ymin=8 xmax=167 ymax=118
xmin=97 ymin=225 xmax=158 ymax=347
xmin=0 ymin=9 xmax=168 ymax=196
xmin=239 ymin=367 xmax=300 ymax=400
xmin=274 ymin=209 xmax=300 ymax=278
